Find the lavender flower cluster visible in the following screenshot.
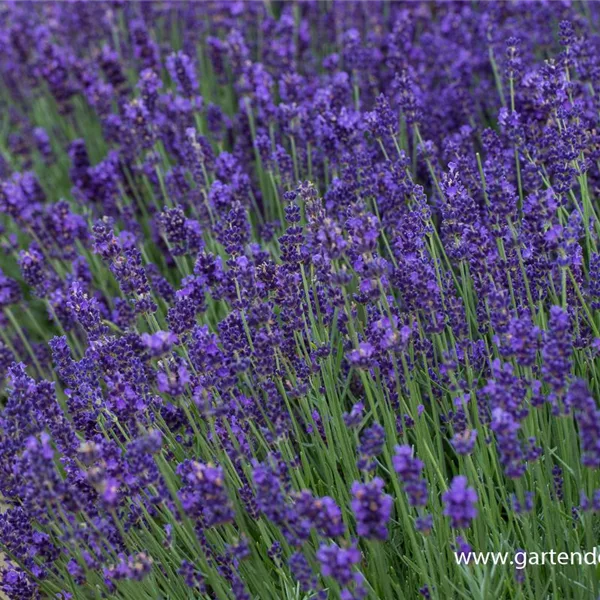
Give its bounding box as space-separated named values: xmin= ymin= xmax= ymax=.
xmin=1 ymin=2 xmax=600 ymax=599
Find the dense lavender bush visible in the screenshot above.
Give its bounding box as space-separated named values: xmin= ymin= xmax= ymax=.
xmin=1 ymin=2 xmax=600 ymax=599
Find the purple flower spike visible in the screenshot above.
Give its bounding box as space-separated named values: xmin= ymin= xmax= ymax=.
xmin=350 ymin=477 xmax=392 ymax=540
xmin=443 ymin=476 xmax=478 ymax=529
xmin=166 ymin=51 xmax=199 ymax=97
xmin=141 ymin=330 xmax=178 ymax=357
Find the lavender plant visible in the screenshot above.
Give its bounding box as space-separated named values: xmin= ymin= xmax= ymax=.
xmin=0 ymin=2 xmax=600 ymax=599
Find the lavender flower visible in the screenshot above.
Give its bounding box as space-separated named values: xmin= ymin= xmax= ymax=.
xmin=140 ymin=330 xmax=178 ymax=357
xmin=443 ymin=476 xmax=478 ymax=529
xmin=316 ymin=543 xmax=361 ymax=587
xmin=450 ymin=430 xmax=477 ymax=456
xmin=289 ymin=552 xmax=316 ymax=593
xmin=0 ymin=6 xmax=599 ymax=599
xmin=347 ymin=342 xmax=376 ymax=369
xmin=350 ymin=478 xmax=393 ymax=540
xmin=568 ymin=379 xmax=600 ymax=468
xmin=0 ymin=268 xmax=21 ymax=307
xmin=393 ymin=445 xmax=428 ymax=507
xmin=177 ymin=461 xmax=235 ymax=527
xmin=343 ymin=402 xmax=364 ymax=428
xmin=357 ymin=423 xmax=385 ymax=471
xmin=542 ymin=306 xmax=572 ymax=408
xmin=166 ymin=51 xmax=199 ymax=97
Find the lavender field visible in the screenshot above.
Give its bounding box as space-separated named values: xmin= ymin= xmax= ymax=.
xmin=1 ymin=2 xmax=600 ymax=599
